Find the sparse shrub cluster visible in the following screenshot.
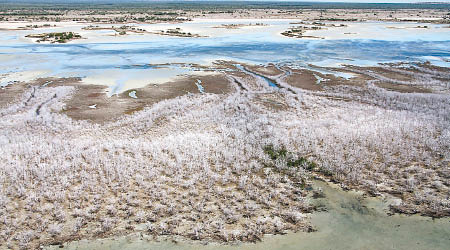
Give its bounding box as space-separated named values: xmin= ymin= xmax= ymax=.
xmin=25 ymin=32 xmax=82 ymax=43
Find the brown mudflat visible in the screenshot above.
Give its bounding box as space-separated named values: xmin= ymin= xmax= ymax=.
xmin=61 ymin=73 xmax=233 ymax=123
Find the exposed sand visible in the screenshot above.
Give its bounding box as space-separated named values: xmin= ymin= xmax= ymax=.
xmin=302 ymin=22 xmax=450 ymax=41
xmin=30 ymin=72 xmax=233 ymax=123
xmin=2 ymin=17 xmax=448 ymax=47
xmin=0 ymin=6 xmax=449 ymax=249
xmin=0 ymin=70 xmax=50 ymax=87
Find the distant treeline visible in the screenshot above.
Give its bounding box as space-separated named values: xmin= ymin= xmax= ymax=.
xmin=0 ymin=1 xmax=449 ymax=11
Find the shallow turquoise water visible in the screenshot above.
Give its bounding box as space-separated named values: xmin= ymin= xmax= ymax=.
xmin=0 ymin=20 xmax=449 ymax=92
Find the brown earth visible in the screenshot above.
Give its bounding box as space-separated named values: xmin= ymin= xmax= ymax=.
xmin=53 ymin=73 xmax=233 ymax=123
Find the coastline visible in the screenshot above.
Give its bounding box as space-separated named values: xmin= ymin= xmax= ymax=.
xmin=44 ymin=179 xmax=450 ymax=250
xmin=0 ymin=3 xmax=449 ymax=249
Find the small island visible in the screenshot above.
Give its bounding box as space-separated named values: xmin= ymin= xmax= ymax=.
xmin=212 ymin=23 xmax=267 ymax=29
xmin=25 ymin=32 xmax=82 ymax=43
xmin=152 ymin=27 xmax=206 ymax=37
xmin=83 ymin=25 xmax=148 ymax=35
xmin=21 ymin=23 xmax=56 ymax=29
xmin=290 ymin=21 xmax=347 ymax=27
xmin=281 ymin=25 xmax=324 ymax=39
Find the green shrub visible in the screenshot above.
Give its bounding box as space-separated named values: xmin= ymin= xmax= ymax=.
xmin=263 ymin=144 xmax=318 ymax=171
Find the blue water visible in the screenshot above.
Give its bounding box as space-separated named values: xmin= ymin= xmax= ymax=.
xmin=3 ymin=39 xmax=450 ymax=68
xmin=235 ymin=64 xmax=278 ymax=88
xmin=0 ymin=20 xmax=449 ymax=90
xmin=1 ymin=40 xmax=449 ymax=73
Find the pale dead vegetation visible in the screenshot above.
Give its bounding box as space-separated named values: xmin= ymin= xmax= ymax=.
xmin=0 ymin=62 xmax=449 ymax=249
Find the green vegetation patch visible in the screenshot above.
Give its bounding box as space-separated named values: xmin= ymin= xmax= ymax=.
xmin=263 ymin=144 xmax=333 ymax=177
xmin=26 ymin=31 xmax=81 ymax=43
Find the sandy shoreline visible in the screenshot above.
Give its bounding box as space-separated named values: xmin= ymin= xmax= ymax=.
xmin=0 ymin=4 xmax=449 ymax=249
xmin=44 ymin=180 xmax=450 ymax=250
xmin=0 ymin=18 xmax=448 ymax=94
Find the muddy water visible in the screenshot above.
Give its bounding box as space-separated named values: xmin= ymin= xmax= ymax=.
xmin=47 ymin=181 xmax=449 ymax=250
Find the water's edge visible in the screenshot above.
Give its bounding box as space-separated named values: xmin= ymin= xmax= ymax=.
xmin=46 ymin=180 xmax=450 ymax=250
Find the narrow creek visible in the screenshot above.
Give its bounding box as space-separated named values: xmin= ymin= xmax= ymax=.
xmin=47 ymin=181 xmax=450 ymax=250
xmin=234 ymin=64 xmax=279 ymax=88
